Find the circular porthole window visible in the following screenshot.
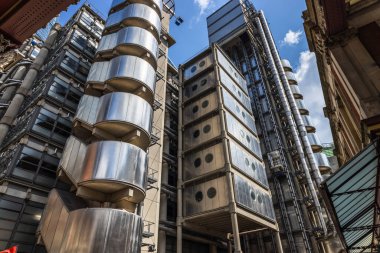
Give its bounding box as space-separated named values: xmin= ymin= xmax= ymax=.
xmin=245 ymin=158 xmax=250 ymax=166
xmin=192 ymin=84 xmax=198 ymax=91
xmin=238 ymin=90 xmax=242 ymax=97
xmin=205 ymin=153 xmax=213 ymax=163
xmin=233 ymin=85 xmax=237 ymax=91
xmin=250 ymin=190 xmax=256 ymax=200
xmin=200 ymin=79 xmax=207 ymax=86
xmin=203 ymin=125 xmax=211 ymax=133
xmin=251 ymin=162 xmax=256 ymax=171
xmin=194 ymin=158 xmax=201 ymax=168
xmin=193 ymin=130 xmax=200 ymax=138
xmin=192 ymin=105 xmax=199 ymax=113
xmin=242 ymin=111 xmax=246 ymax=118
xmin=191 ymin=66 xmax=197 ymax=73
xmin=201 ymin=100 xmax=209 ymax=108
xmin=240 ymin=130 xmax=245 ymax=138
xmin=258 ymin=194 xmax=263 ymax=204
xmin=195 ymin=191 xmax=203 ymax=202
xmin=234 ymin=72 xmax=238 ymax=78
xmin=236 ymin=105 xmax=240 ymax=113
xmin=246 ymin=135 xmax=251 ymax=143
xmin=207 ymin=187 xmax=217 ymax=199
xmin=199 ymin=60 xmax=206 ymax=67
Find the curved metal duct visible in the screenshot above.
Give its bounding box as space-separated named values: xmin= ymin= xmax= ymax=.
xmin=96 ymin=26 xmax=159 ymax=67
xmin=59 ymin=208 xmax=142 ymax=253
xmin=59 ymin=136 xmax=148 ymax=204
xmin=74 ymin=93 xmax=153 ymax=149
xmin=295 ymin=98 xmax=309 ymax=115
xmin=105 ymin=3 xmax=161 ymax=40
xmin=281 ymin=59 xmax=292 ymax=71
xmin=110 ymin=0 xmax=163 ymax=17
xmin=290 ymin=84 xmax=303 ymax=99
xmin=307 ymin=133 xmax=323 ymax=152
xmin=86 ymin=55 xmax=156 ymax=104
xmin=314 ymin=152 xmax=332 ymax=175
xmin=285 ymin=71 xmax=297 ymax=84
xmin=302 ymin=115 xmax=316 ymax=133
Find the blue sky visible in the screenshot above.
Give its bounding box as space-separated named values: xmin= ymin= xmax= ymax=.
xmin=57 ymin=0 xmax=333 ymax=144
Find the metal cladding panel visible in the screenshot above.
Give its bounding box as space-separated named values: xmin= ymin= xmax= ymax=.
xmin=59 ymin=136 xmax=87 ymax=185
xmin=281 ymin=59 xmax=292 ymax=70
xmin=314 ymin=152 xmax=331 ymax=171
xmin=111 ymin=0 xmax=163 ymax=14
xmin=184 ymin=54 xmax=214 ymax=81
xmin=75 ymin=95 xmax=100 ymax=126
xmin=219 ymin=68 xmax=251 ymax=111
xmin=216 ymin=50 xmax=248 ymax=93
xmin=290 ymin=84 xmax=302 ymax=97
xmin=229 ymin=140 xmax=268 ymax=187
xmin=302 ymin=115 xmax=315 ymax=132
xmin=80 ymin=140 xmax=147 ymax=200
xmin=183 ymin=92 xmax=218 ymax=125
xmin=87 ymin=55 xmax=156 ymax=96
xmin=97 ymin=26 xmax=159 ymax=61
xmin=295 ymin=99 xmax=308 ymax=114
xmin=183 ymin=143 xmax=226 ymax=180
xmin=234 ymin=175 xmax=275 ymax=222
xmin=184 ymin=177 xmax=229 ymax=216
xmin=105 ymin=3 xmax=161 ymax=38
xmin=58 ymin=208 xmax=142 ymax=253
xmin=307 ymin=133 xmax=322 ymax=150
xmin=183 ymin=71 xmax=217 ymax=103
xmin=207 ymin=0 xmax=246 ymax=44
xmin=38 ymin=189 xmax=86 ymax=253
xmin=285 ymin=71 xmax=297 ymax=83
xmin=76 ymin=93 xmax=152 ymax=137
xmin=183 ymin=115 xmax=222 ymax=151
xmin=59 ymin=137 xmax=147 ymax=202
xmin=96 ymin=92 xmax=153 ymax=136
xmin=225 ymin=112 xmax=262 ymax=158
xmin=221 ymin=88 xmax=256 ymax=133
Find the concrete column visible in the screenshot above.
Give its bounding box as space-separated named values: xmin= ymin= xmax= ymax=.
xmin=157 ymin=230 xmax=166 ymax=253
xmin=274 ymin=231 xmax=284 ymax=253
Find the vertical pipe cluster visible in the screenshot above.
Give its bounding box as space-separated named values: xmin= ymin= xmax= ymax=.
xmin=255 ymin=13 xmax=328 ymax=236
xmin=0 ymin=24 xmax=61 ymax=144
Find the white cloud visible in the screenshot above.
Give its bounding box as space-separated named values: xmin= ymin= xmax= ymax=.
xmin=282 ymin=29 xmax=303 ymax=46
xmin=194 ymin=0 xmax=213 ymax=14
xmin=295 ymin=51 xmax=333 ymax=143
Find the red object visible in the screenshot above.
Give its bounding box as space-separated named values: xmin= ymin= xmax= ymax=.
xmin=0 ymin=246 xmax=18 ymax=253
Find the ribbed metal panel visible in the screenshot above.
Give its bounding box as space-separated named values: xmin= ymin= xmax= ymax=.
xmin=295 ymin=98 xmax=309 ymax=115
xmin=290 ymin=84 xmax=302 ymax=99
